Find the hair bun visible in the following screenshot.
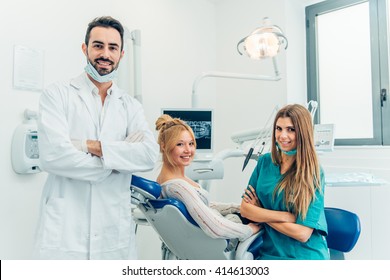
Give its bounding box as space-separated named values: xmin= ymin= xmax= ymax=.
xmin=155 ymin=114 xmax=174 ymax=131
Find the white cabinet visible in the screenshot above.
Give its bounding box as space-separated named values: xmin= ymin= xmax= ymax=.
xmin=320 ymin=148 xmax=390 ymax=259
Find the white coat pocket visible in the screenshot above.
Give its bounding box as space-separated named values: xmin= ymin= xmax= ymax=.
xmin=41 ymin=198 xmax=65 ymax=248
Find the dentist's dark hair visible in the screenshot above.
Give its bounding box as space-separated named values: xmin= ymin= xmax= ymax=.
xmin=85 ymin=16 xmax=124 ymax=51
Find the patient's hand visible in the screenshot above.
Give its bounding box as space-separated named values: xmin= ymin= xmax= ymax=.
xmin=209 ymin=202 xmax=240 ymax=215
xmin=248 ymin=223 xmax=261 ymax=235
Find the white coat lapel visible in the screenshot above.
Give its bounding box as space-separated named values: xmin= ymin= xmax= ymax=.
xmin=99 ymin=85 xmax=127 ymax=139
xmin=70 ymin=74 xmax=100 ymax=130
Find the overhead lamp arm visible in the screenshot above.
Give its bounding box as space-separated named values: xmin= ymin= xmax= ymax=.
xmin=191 ymin=56 xmax=281 ymax=108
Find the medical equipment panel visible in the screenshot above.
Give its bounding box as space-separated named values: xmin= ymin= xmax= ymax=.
xmin=314 ymin=124 xmax=335 ymax=152
xmin=185 ymin=158 xmax=224 ymax=181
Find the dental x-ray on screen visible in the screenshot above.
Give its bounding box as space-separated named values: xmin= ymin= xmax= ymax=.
xmin=162 ymin=108 xmax=213 ymax=153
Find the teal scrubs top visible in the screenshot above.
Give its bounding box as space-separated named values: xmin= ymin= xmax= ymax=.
xmin=248 ymin=153 xmax=329 ymax=260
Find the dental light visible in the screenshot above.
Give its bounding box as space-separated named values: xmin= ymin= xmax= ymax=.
xmin=237 ymin=17 xmax=288 ymax=59
xmin=191 ymin=17 xmax=288 ymax=108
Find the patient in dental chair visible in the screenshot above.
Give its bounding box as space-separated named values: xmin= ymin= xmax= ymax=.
xmin=155 ymin=114 xmax=260 ymax=242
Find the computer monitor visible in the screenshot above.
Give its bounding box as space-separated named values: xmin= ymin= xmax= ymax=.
xmin=161 ymin=108 xmax=213 ymax=154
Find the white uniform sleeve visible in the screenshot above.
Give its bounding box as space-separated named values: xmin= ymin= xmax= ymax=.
xmin=100 ymin=100 xmax=159 ymax=173
xmin=162 ymin=180 xmax=253 ymax=241
xmin=38 ymin=86 xmax=111 ymax=182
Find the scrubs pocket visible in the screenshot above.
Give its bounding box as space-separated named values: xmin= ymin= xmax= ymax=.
xmin=41 ymin=198 xmax=65 ymax=248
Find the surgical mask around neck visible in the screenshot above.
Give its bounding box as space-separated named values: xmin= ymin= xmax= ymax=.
xmin=276 ymin=142 xmax=297 ymax=156
xmin=84 ymin=60 xmax=118 ymax=83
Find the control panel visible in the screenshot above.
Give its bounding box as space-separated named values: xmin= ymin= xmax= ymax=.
xmin=314 ymin=124 xmax=335 ymax=152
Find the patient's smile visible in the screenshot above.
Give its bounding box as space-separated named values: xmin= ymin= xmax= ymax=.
xmin=172 ymin=130 xmax=196 ymax=167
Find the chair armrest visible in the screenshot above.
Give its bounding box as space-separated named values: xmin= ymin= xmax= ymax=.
xmin=235 ymin=229 xmax=264 ymax=260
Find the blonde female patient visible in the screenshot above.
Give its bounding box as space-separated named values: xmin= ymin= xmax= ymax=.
xmin=155 ymin=114 xmax=260 ymax=243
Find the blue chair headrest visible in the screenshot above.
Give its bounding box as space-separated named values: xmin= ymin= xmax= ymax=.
xmin=325 ymin=207 xmax=361 ymax=253
xmin=131 ymin=175 xmax=161 ymax=199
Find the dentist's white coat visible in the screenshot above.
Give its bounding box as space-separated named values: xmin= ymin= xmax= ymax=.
xmin=34 ymin=73 xmax=159 ymax=259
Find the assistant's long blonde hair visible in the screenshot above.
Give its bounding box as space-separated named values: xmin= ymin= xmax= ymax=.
xmin=271 ymin=104 xmax=321 ymax=220
xmin=155 ymin=114 xmax=196 ymax=169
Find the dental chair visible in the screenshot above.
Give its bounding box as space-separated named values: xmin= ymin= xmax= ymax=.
xmin=324 ymin=207 xmax=361 ymax=260
xmin=130 ymin=175 xmax=263 ymax=260
xmin=131 ymin=175 xmax=361 ymax=260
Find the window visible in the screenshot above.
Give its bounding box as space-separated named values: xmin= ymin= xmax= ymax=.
xmin=306 ymin=0 xmax=390 ymax=145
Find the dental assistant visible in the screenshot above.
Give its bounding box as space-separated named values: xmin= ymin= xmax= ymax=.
xmin=34 ymin=16 xmax=159 ymax=259
xmin=240 ymin=104 xmax=329 ymax=260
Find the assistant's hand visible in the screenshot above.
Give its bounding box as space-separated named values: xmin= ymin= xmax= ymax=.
xmin=242 ymin=185 xmax=261 ymax=207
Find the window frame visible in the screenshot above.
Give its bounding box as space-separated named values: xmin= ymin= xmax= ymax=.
xmin=306 ymin=0 xmax=390 ymax=146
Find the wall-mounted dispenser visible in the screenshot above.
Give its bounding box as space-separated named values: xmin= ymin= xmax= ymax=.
xmin=11 ymin=109 xmax=41 ymax=174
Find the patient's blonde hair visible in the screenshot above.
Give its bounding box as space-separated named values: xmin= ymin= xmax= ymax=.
xmin=271 ymin=104 xmax=321 ymax=220
xmin=155 ymin=114 xmax=196 ymax=168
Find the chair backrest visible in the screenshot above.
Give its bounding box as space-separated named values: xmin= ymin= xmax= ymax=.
xmin=145 ymin=199 xmax=230 ymax=259
xmin=324 ymin=207 xmax=361 ymax=259
xmin=148 ymin=198 xmax=198 ymax=226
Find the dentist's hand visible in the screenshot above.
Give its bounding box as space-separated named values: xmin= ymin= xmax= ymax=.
xmin=71 ymin=139 xmax=102 ymax=157
xmin=125 ymin=131 xmax=144 ymax=143
xmin=86 ymin=140 xmax=102 ymax=157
